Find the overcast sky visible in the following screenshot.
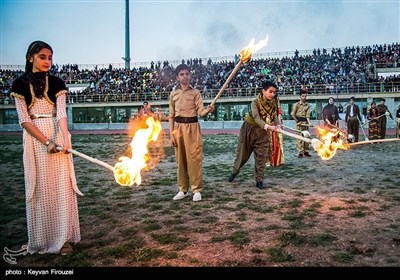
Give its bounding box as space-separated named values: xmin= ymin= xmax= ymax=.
xmin=1 ymin=0 xmax=399 ymax=67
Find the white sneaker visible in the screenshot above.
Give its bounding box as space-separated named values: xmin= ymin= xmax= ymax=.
xmin=173 ymin=191 xmax=189 ymax=200
xmin=193 ymin=192 xmax=202 ymax=202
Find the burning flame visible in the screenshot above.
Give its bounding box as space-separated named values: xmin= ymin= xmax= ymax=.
xmin=113 ymin=116 xmax=162 ymax=186
xmin=315 ymin=127 xmax=348 ymax=160
xmin=239 ymin=34 xmax=269 ymax=63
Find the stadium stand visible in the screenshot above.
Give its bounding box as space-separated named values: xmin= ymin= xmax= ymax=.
xmin=1 ymin=42 xmax=399 ymax=131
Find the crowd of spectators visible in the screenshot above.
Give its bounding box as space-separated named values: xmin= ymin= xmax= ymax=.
xmin=1 ymin=42 xmax=400 ymax=105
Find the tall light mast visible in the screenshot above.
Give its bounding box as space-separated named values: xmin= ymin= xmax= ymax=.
xmin=122 ymin=0 xmax=131 ymax=69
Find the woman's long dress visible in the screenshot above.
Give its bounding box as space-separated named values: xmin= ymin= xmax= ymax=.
xmin=14 ymin=94 xmax=82 ymax=254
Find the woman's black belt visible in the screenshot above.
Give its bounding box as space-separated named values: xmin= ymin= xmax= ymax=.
xmin=175 ymin=116 xmax=198 ymax=123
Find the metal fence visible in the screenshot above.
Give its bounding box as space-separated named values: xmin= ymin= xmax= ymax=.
xmin=2 ymin=81 xmax=399 ymax=106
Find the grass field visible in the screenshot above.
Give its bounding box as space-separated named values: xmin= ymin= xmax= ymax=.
xmin=1 ymin=133 xmax=400 ymax=267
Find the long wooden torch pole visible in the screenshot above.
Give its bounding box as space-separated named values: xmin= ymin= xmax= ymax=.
xmin=57 ymin=147 xmax=114 ymax=171
xmin=210 ymin=60 xmax=243 ymax=106
xmin=275 ymin=127 xmax=313 ymax=143
xmin=266 ymin=127 xmax=323 ymax=151
xmin=344 ymin=138 xmax=400 ymax=147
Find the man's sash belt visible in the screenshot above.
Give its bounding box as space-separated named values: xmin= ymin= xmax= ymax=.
xmin=296 ymin=116 xmax=307 ymax=122
xmin=175 ymin=116 xmax=198 ymax=123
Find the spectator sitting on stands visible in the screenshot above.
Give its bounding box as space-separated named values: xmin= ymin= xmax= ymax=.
xmin=2 ymin=42 xmax=400 ymax=103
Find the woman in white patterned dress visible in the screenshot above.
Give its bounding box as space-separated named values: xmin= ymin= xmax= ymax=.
xmin=11 ymin=41 xmax=83 ymax=255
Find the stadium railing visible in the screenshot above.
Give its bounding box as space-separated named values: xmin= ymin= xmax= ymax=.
xmin=3 ymin=81 xmax=398 ymax=105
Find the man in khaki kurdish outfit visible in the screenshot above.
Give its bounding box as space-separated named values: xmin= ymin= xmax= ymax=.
xmin=228 ymin=81 xmax=280 ymax=189
xmin=291 ymin=90 xmax=312 ymax=158
xmin=169 ymin=64 xmax=214 ymax=202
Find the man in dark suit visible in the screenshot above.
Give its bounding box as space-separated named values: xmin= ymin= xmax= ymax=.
xmin=345 ymin=97 xmax=362 ymax=142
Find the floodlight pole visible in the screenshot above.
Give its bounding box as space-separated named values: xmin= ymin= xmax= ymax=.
xmin=122 ymin=0 xmax=131 ymax=69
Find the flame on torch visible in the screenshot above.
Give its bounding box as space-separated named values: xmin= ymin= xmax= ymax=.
xmin=315 ymin=127 xmax=348 ymax=160
xmin=272 ymin=125 xmax=347 ymax=161
xmin=239 ymin=34 xmax=269 ymax=63
xmin=113 ymin=116 xmax=162 ymax=186
xmin=210 ymin=34 xmax=269 ymax=106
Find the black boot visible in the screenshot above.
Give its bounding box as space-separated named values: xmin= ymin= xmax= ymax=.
xmin=256 ymin=181 xmax=267 ymax=189
xmin=228 ymin=171 xmax=237 ymax=182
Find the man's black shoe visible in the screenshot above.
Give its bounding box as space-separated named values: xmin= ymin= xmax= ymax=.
xmin=304 ymin=152 xmax=311 ymax=157
xmin=228 ymin=172 xmax=236 ymax=182
xmin=256 ymin=181 xmax=267 ymax=189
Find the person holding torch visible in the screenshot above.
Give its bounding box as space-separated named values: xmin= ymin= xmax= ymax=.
xmin=169 ymin=64 xmax=215 ymax=202
xmin=228 ymin=81 xmax=280 ymax=189
xmin=11 ymin=40 xmax=82 ymax=256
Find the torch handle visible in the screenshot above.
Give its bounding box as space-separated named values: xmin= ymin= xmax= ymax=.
xmin=326 ymin=123 xmax=348 ymax=136
xmin=273 ymin=127 xmax=322 ymax=152
xmin=56 ymin=147 xmax=115 ymax=171
xmin=210 ymin=61 xmax=243 ymax=106
xmin=275 ymin=128 xmax=312 ymax=143
xmin=281 ymin=124 xmax=303 ymax=134
xmin=362 ymin=113 xmax=387 ymax=126
xmin=344 ymin=138 xmax=400 ymax=147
